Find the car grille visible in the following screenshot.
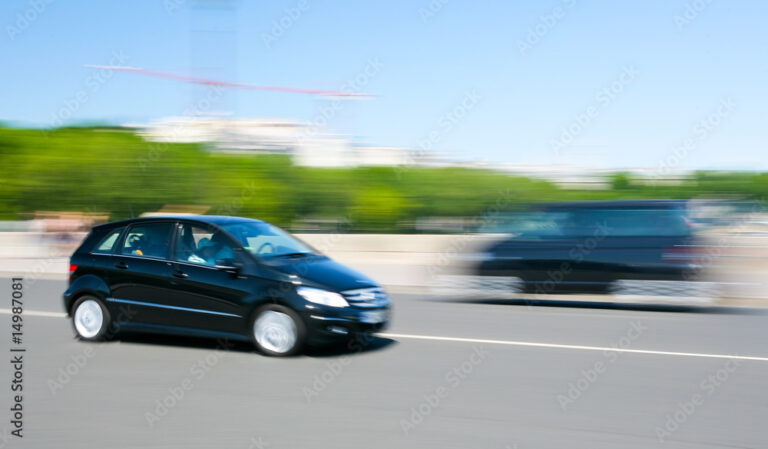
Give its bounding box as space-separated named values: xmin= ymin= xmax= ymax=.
xmin=341 ymin=287 xmax=390 ymax=308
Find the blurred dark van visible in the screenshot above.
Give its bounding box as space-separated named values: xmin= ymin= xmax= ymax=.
xmin=474 ymin=200 xmax=708 ymax=295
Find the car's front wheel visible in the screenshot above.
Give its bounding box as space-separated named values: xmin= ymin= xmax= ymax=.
xmin=251 ymin=305 xmax=305 ymax=357
xmin=71 ymin=296 xmax=111 ymax=341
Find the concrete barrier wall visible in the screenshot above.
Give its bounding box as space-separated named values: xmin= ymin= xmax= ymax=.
xmin=0 ymin=232 xmax=765 ymax=302
xmin=295 ymin=233 xmax=503 ymax=288
xmin=0 ymin=232 xmax=503 ymax=288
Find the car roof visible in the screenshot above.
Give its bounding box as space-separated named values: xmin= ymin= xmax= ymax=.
xmin=92 ymin=215 xmax=264 ymax=230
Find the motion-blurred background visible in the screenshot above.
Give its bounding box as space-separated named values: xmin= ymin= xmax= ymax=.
xmin=2 ymin=0 xmax=768 ymax=303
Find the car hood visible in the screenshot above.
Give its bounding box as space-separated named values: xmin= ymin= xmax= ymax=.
xmin=267 ymin=256 xmax=378 ymax=292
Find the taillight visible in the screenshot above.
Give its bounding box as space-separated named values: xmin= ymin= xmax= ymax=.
xmin=69 ymin=264 xmax=78 ymax=278
xmin=662 ymin=246 xmax=708 ymax=263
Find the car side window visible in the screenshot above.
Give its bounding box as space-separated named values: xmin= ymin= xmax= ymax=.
xmin=92 ymin=227 xmax=124 ymax=254
xmin=175 ymin=224 xmax=236 ymax=267
xmin=120 ymin=223 xmax=174 ymax=259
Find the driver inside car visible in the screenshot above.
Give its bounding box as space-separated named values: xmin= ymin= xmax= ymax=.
xmin=188 ymin=234 xmax=233 ymax=266
xmin=129 ymin=234 xmax=147 ymax=256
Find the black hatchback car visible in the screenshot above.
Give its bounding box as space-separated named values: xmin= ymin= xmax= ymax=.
xmin=63 ymin=216 xmax=390 ymax=356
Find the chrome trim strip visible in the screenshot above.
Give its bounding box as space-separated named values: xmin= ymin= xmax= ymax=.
xmin=110 ymin=254 xmax=169 ymax=262
xmin=106 ymin=297 xmax=241 ymax=318
xmin=341 ymin=287 xmax=390 ymax=308
xmin=347 ymin=301 xmax=390 ymax=309
xmin=169 ymin=260 xmax=222 ymax=270
xmin=341 ymin=287 xmax=384 ymax=296
xmin=309 ymin=315 xmax=346 ymax=321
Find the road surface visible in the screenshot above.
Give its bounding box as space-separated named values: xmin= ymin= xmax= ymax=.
xmin=1 ymin=277 xmax=767 ymax=448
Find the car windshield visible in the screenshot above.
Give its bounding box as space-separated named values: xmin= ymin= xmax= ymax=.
xmin=220 ymin=221 xmax=317 ymax=259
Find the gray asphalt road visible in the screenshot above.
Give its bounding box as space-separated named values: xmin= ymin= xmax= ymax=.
xmin=1 ymin=277 xmax=767 ymax=449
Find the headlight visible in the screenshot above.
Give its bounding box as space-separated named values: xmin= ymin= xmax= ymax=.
xmin=297 ymin=286 xmax=349 ymax=308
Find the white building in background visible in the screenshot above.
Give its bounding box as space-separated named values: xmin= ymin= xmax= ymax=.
xmin=128 ymin=116 xmax=411 ymax=167
xmin=127 ymin=116 xmax=693 ymax=188
xmin=487 ymin=163 xmax=693 ymax=189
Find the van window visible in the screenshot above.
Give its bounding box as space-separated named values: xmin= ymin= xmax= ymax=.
xmin=565 ymin=208 xmax=690 ymax=237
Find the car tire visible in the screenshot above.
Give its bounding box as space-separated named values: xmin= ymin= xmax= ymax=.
xmin=251 ymin=304 xmax=305 ymax=357
xmin=71 ymin=295 xmax=112 ymax=341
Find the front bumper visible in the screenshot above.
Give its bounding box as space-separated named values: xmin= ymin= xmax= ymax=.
xmin=302 ymin=303 xmax=391 ymax=342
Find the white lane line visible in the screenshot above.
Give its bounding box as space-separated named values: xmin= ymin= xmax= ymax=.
xmin=4 ymin=309 xmax=766 ymax=362
xmin=380 ymin=333 xmax=768 ymax=362
xmin=0 ymin=308 xmax=66 ymax=318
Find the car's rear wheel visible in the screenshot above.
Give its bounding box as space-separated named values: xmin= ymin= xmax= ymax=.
xmin=251 ymin=305 xmax=305 ymax=357
xmin=72 ymin=296 xmax=111 ymax=341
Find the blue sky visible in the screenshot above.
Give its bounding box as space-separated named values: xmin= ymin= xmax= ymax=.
xmin=1 ymin=0 xmax=766 ymax=169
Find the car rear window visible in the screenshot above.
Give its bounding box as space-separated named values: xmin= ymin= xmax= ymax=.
xmin=92 ymin=227 xmax=125 ymax=254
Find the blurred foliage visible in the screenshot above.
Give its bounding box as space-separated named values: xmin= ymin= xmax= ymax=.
xmin=610 ymin=172 xmax=633 ymax=191
xmin=0 ymin=126 xmax=767 ymax=232
xmin=350 ymin=185 xmax=411 ymax=231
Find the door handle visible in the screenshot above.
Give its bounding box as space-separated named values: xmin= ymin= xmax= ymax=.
xmin=115 ymin=261 xmax=128 ymax=269
xmin=173 ymin=270 xmax=188 ymax=279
